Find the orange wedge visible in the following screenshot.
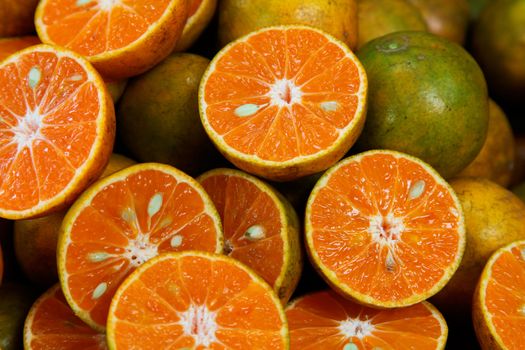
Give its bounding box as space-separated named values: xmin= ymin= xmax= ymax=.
xmin=107 ymin=251 xmax=289 ymax=349
xmin=174 ymin=0 xmax=217 ymax=51
xmin=199 ymin=25 xmax=367 ymax=181
xmin=0 ymin=36 xmax=40 ymax=61
xmin=305 ymin=150 xmax=466 ymax=308
xmin=287 ymin=290 xmax=448 ymax=349
xmin=473 ymin=240 xmax=525 ymax=350
xmin=198 ymin=168 xmax=302 ymax=302
xmin=23 ymin=284 xmax=107 ymax=350
xmin=35 ymin=0 xmax=188 ymax=79
xmin=57 ymin=163 xmax=223 ymax=331
xmin=0 ymin=44 xmax=115 ymax=220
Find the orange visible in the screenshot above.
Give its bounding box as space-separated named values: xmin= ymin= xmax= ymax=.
xmin=357 ymin=0 xmax=427 ymax=49
xmin=0 ymin=44 xmax=115 ymax=220
xmin=287 ymin=290 xmax=448 ymax=349
xmin=107 ymin=251 xmax=289 ymax=350
xmin=432 ymin=178 xmax=525 ymax=318
xmin=511 ymin=135 xmax=525 ymax=186
xmin=57 ymin=163 xmax=223 ymax=331
xmin=198 ymin=168 xmax=302 ymax=302
xmin=23 ymin=284 xmax=107 ymax=350
xmin=305 ymin=150 xmax=466 ymax=308
xmin=200 ymin=25 xmax=367 ymax=181
xmin=0 ymin=37 xmax=40 ymax=61
xmin=458 ymin=99 xmax=515 ymax=187
xmin=14 ymin=154 xmax=136 ymax=288
xmin=356 ymin=31 xmax=489 ymax=179
xmin=407 ymin=0 xmax=469 ymax=45
xmin=218 ymin=0 xmax=358 ymax=50
xmin=174 ymin=0 xmax=217 ymax=52
xmin=35 ymin=0 xmax=188 ymax=79
xmin=473 ymin=240 xmax=525 ymax=350
xmin=0 ymin=0 xmax=39 ymax=36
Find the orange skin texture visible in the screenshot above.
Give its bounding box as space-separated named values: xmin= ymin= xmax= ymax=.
xmin=0 ymin=37 xmax=40 ymax=61
xmin=13 ymin=154 xmax=136 ymax=288
xmin=0 ymin=0 xmax=39 ymax=36
xmin=218 ymin=0 xmax=358 ymax=50
xmin=407 ymin=0 xmax=469 ymax=45
xmin=357 ymin=0 xmax=427 ymax=49
xmin=432 ymin=178 xmax=525 ymax=317
xmin=511 ymin=135 xmax=525 ymax=186
xmin=174 ymin=0 xmax=218 ymax=51
xmin=472 ymin=0 xmax=525 ymax=105
xmin=458 ymin=100 xmax=515 ymax=187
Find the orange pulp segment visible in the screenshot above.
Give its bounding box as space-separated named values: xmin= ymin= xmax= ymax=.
xmin=305 ymin=150 xmax=465 ymax=308
xmin=24 ymin=284 xmax=107 ymax=350
xmin=198 ymin=168 xmax=302 ymax=302
xmin=107 ymin=251 xmax=289 ymax=350
xmin=473 ymin=240 xmax=525 ymax=350
xmin=0 ymin=44 xmax=115 ymax=219
xmin=199 ymin=25 xmax=367 ymax=181
xmin=35 ymin=0 xmax=188 ymax=78
xmin=0 ymin=36 xmax=41 ymax=61
xmin=286 ymin=290 xmax=447 ymax=350
xmin=58 ymin=163 xmax=223 ymax=331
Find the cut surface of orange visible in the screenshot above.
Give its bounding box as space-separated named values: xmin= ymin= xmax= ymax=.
xmin=305 ymin=150 xmax=465 ymax=308
xmin=57 ymin=163 xmax=223 ymax=331
xmin=35 ymin=0 xmax=188 ymax=79
xmin=287 ymin=290 xmax=448 ymax=349
xmin=107 ymin=251 xmax=289 ymax=350
xmin=0 ymin=36 xmax=40 ymax=61
xmin=23 ymin=284 xmax=107 ymax=350
xmin=198 ymin=168 xmax=302 ymax=302
xmin=174 ymin=0 xmax=217 ymax=51
xmin=199 ymin=25 xmax=367 ymax=181
xmin=473 ymin=240 xmax=525 ymax=350
xmin=0 ymin=44 xmax=115 ymax=220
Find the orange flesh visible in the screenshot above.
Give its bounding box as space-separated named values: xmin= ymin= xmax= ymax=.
xmin=187 ymin=0 xmax=202 ymax=18
xmin=203 ymin=27 xmax=362 ymax=162
xmin=309 ymin=152 xmax=461 ymax=302
xmin=0 ymin=49 xmax=99 ymax=211
xmin=286 ymin=291 xmax=444 ymax=349
xmin=26 ymin=285 xmax=106 ymax=350
xmin=63 ymin=168 xmax=220 ymax=329
xmin=0 ymin=37 xmax=41 ymax=61
xmin=40 ymin=0 xmax=171 ymax=56
xmin=484 ymin=243 xmax=525 ymax=349
xmin=111 ymin=254 xmax=286 ymax=349
xmin=200 ymin=172 xmax=284 ymax=287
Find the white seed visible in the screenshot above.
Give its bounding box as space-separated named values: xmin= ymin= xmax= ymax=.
xmin=148 ymin=193 xmax=163 ymax=217
xmin=385 ymin=250 xmax=396 ymax=272
xmin=121 ymin=208 xmax=136 ymax=223
xmin=88 ymin=252 xmax=111 ymax=263
xmin=28 ymin=67 xmax=41 ymax=89
xmin=70 ymin=74 xmax=83 ymax=81
xmin=408 ymin=180 xmax=426 ymax=200
xmin=158 ymin=216 xmax=173 ymax=229
xmin=244 ymin=225 xmax=265 ymax=241
xmin=76 ymin=0 xmax=91 ymax=5
xmin=234 ymin=104 xmax=259 ymax=117
xmin=92 ymin=282 xmax=107 ymax=299
xmin=170 ymin=235 xmax=183 ymax=248
xmin=343 ymin=343 xmax=359 ymax=350
xmin=320 ymin=101 xmax=338 ymax=112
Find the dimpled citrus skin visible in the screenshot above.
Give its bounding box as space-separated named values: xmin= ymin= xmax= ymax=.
xmin=218 ymin=0 xmax=358 ymax=49
xmin=357 ymin=31 xmax=489 ymax=179
xmin=432 ymin=178 xmax=525 ymax=317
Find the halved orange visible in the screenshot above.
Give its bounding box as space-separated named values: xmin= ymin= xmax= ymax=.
xmin=23 ymin=284 xmax=107 ymax=350
xmin=0 ymin=36 xmax=40 ymax=61
xmin=107 ymin=251 xmax=289 ymax=349
xmin=199 ymin=25 xmax=368 ymax=181
xmin=286 ymin=290 xmax=448 ymax=349
xmin=35 ymin=0 xmax=188 ymax=79
xmin=57 ymin=163 xmax=223 ymax=331
xmin=305 ymin=150 xmax=466 ymax=308
xmin=473 ymin=240 xmax=525 ymax=350
xmin=198 ymin=168 xmax=302 ymax=302
xmin=174 ymin=0 xmax=217 ymax=51
xmin=0 ymin=44 xmax=115 ymax=220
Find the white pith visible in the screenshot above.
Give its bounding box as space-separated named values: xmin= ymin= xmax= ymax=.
xmin=98 ymin=0 xmax=119 ymax=11
xmin=178 ymin=304 xmax=218 ymax=347
xmin=268 ymin=79 xmax=303 ymax=107
xmin=338 ymin=317 xmax=374 ymax=339
xmin=11 ymin=109 xmax=44 ymax=153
